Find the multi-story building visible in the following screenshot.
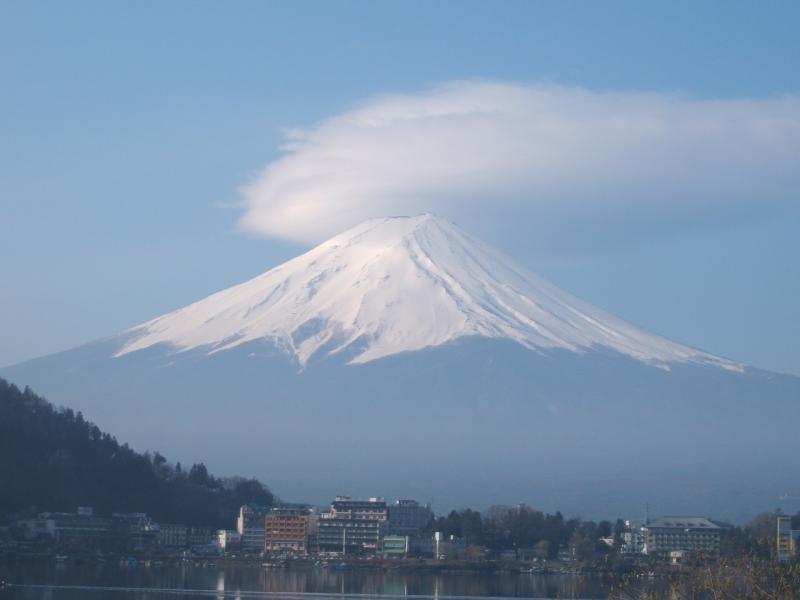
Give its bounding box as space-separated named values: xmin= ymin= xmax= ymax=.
xmin=264 ymin=506 xmax=314 ymax=554
xmin=621 ymin=520 xmax=645 ymax=554
xmin=387 ymin=499 xmax=432 ymax=536
xmin=17 ymin=511 xmax=112 ymax=548
xmin=111 ymin=512 xmax=159 ymax=550
xmin=641 ymin=517 xmax=725 ymax=556
xmin=317 ymin=496 xmax=388 ymax=554
xmin=186 ymin=526 xmax=215 ymax=548
xmin=16 ymin=517 xmax=57 ymax=541
xmin=777 ymin=515 xmax=800 ymax=562
xmin=159 ymin=524 xmax=189 ymax=548
xmin=236 ymin=505 xmax=267 ymax=553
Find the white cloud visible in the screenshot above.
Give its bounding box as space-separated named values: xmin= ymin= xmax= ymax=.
xmin=238 ymin=81 xmax=800 ymax=251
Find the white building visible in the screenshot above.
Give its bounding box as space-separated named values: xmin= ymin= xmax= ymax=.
xmin=317 ymin=496 xmax=388 ymax=554
xmin=216 ymin=529 xmax=241 ymax=550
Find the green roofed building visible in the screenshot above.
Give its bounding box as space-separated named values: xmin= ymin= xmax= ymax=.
xmin=382 ymin=535 xmax=409 ymax=556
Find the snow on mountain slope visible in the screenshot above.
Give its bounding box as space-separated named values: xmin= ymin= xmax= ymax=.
xmin=117 ymin=214 xmax=741 ymax=371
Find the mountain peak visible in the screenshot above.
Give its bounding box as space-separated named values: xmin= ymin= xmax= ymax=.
xmin=117 ymin=215 xmax=741 ymax=372
xmin=320 ymin=213 xmax=454 ymax=248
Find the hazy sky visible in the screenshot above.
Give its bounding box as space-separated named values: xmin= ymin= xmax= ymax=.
xmin=1 ymin=1 xmax=798 ymax=374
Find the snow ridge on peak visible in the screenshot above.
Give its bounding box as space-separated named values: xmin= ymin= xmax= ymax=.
xmin=117 ymin=214 xmax=741 ymax=372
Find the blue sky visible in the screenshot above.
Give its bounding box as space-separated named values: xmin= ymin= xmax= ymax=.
xmin=1 ymin=1 xmax=798 ymax=374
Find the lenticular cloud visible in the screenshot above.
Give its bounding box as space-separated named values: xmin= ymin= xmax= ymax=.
xmin=238 ymin=81 xmax=800 ymax=249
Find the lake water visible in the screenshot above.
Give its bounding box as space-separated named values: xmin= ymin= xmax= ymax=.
xmin=0 ymin=561 xmax=625 ymax=599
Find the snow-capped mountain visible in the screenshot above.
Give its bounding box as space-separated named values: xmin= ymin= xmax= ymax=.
xmin=2 ymin=214 xmax=798 ymax=520
xmin=118 ymin=214 xmax=739 ymax=371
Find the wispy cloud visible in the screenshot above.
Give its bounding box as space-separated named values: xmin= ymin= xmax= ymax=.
xmin=238 ymin=81 xmax=800 ymax=252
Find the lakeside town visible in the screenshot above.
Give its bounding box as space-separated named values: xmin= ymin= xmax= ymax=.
xmin=3 ymin=496 xmax=799 ymax=574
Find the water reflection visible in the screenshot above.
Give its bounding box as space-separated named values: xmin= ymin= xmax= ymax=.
xmin=0 ymin=561 xmax=621 ymax=599
xmin=216 ymin=570 xmax=224 ymax=600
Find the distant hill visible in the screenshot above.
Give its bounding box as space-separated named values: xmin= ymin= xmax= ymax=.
xmin=0 ymin=378 xmax=273 ymax=528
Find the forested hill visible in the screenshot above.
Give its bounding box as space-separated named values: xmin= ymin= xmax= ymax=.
xmin=0 ymin=378 xmax=273 ymax=527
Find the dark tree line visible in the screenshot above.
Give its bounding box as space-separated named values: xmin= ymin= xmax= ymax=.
xmin=719 ymin=511 xmax=800 ymax=560
xmin=431 ymin=505 xmax=621 ymax=560
xmin=0 ymin=378 xmax=273 ymax=528
xmin=431 ymin=507 xmax=800 ymax=563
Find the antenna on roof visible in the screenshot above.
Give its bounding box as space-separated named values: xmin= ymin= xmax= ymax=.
xmin=645 ymin=503 xmax=649 ymax=526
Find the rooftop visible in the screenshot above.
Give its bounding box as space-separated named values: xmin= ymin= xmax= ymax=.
xmin=645 ymin=517 xmax=725 ymax=529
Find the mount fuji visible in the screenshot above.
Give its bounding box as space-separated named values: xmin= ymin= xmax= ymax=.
xmin=3 ymin=215 xmax=798 ymax=520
